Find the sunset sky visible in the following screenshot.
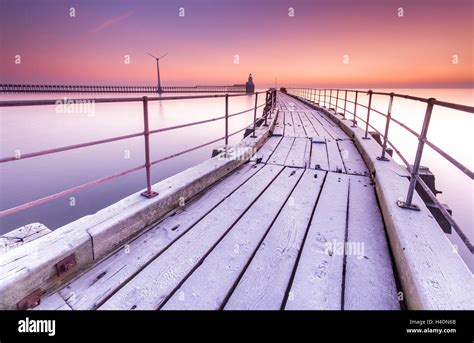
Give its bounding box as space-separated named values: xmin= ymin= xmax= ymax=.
xmin=0 ymin=0 xmax=472 ymax=88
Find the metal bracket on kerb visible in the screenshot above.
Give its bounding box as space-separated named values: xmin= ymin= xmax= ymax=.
xmin=56 ymin=253 xmax=77 ymax=277
xmin=17 ymin=288 xmax=44 ymax=310
xmin=141 ymin=190 xmax=158 ymax=198
xmin=376 ymin=156 xmax=390 ymax=162
xmin=396 ymin=200 xmax=420 ymax=211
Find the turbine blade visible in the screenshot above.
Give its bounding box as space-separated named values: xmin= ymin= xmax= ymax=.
xmin=146 ymin=52 xmax=158 ymax=59
xmin=158 ymin=53 xmax=168 ymax=60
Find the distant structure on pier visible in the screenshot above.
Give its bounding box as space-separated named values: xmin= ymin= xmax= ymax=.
xmin=246 ymin=73 xmax=255 ymax=93
xmin=230 ymin=73 xmax=255 ymax=94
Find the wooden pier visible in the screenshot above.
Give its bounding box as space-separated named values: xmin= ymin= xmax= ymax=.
xmin=1 ymin=90 xmax=472 ymax=311
xmin=31 ymin=93 xmax=400 ymax=310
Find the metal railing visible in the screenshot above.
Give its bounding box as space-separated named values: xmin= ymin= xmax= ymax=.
xmin=0 ymin=89 xmax=277 ymax=218
xmin=287 ymin=87 xmax=473 ymax=253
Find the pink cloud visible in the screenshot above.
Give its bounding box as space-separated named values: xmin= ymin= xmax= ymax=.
xmin=91 ymin=10 xmax=134 ymax=33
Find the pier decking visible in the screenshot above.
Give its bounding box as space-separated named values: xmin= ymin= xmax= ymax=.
xmin=36 ymin=93 xmax=400 ymax=310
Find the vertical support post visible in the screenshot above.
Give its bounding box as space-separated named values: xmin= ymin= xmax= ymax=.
xmin=252 ymin=92 xmax=258 ymax=138
xmin=324 ymin=89 xmax=327 ymax=107
xmin=343 ymin=90 xmax=347 ymax=119
xmin=363 ymin=90 xmax=373 ymax=139
xmin=141 ymin=96 xmax=158 ymax=198
xmin=318 ymin=89 xmax=321 ymax=104
xmin=270 ymin=89 xmax=275 ymax=118
xmin=397 ymin=98 xmax=436 ymax=210
xmin=329 ymin=89 xmax=333 ymax=109
xmin=377 ymin=93 xmax=394 ymax=161
xmin=225 ymin=94 xmax=229 ymax=156
xmin=335 ymin=89 xmax=339 ymax=113
xmin=264 ymin=91 xmax=269 ymax=126
xmin=352 ymin=90 xmax=358 ymax=127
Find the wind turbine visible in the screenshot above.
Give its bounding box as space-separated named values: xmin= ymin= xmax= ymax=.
xmin=147 ymin=52 xmax=168 ymax=93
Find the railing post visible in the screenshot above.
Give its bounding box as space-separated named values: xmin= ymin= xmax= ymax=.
xmin=251 ymin=92 xmax=258 ymax=138
xmin=263 ymin=91 xmax=269 ymax=126
xmin=363 ymin=90 xmax=373 ymax=139
xmin=397 ymin=98 xmax=436 ymax=210
xmin=318 ymin=89 xmax=321 ymax=104
xmin=329 ymin=89 xmax=333 ymax=109
xmin=225 ymin=94 xmax=229 ymax=156
xmin=352 ymin=90 xmax=358 ymax=127
xmin=343 ymin=90 xmax=347 ymax=119
xmin=141 ymin=96 xmax=158 ymax=198
xmin=335 ymin=89 xmax=339 ymax=113
xmin=324 ymin=89 xmax=326 ymax=107
xmin=377 ymin=93 xmax=394 ymax=161
xmin=271 ymin=89 xmax=276 ymax=117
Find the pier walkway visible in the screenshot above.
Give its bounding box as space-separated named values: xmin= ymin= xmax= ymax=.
xmin=36 ymin=92 xmax=400 ymax=310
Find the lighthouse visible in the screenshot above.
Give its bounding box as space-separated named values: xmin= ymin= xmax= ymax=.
xmin=245 ymin=73 xmax=255 ymax=93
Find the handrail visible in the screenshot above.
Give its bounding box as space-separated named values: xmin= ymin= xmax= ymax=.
xmin=0 ymin=91 xmax=268 ymax=107
xmin=286 ymin=87 xmax=473 ymax=253
xmin=0 ymin=90 xmax=277 ymax=218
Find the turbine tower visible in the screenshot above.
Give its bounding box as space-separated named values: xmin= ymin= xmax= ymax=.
xmin=146 ymin=52 xmax=168 ymax=93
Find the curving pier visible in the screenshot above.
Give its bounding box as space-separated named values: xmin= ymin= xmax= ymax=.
xmin=0 ymin=91 xmax=472 ymax=311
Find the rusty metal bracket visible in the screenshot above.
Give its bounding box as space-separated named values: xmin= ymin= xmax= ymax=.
xmin=55 ymin=253 xmax=77 ymax=276
xmin=17 ymin=288 xmax=44 ymax=310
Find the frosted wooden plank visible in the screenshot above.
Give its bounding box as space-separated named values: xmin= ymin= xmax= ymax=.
xmin=310 ymin=139 xmax=329 ymax=171
xmin=304 ymin=112 xmax=334 ymax=140
xmin=291 ymin=111 xmax=306 ymax=137
xmin=268 ymin=137 xmax=294 ymax=166
xmin=314 ymin=111 xmax=349 ymax=139
xmin=33 ymin=292 xmax=71 ymax=311
xmin=337 ymin=140 xmax=369 ymax=176
xmin=298 ymin=111 xmax=318 ymax=138
xmin=285 ymin=138 xmax=310 ymax=168
xmin=225 ymin=170 xmax=325 ymax=310
xmin=283 ymin=111 xmax=295 ymax=137
xmin=1 ymin=223 xmax=51 ymax=255
xmin=162 ymin=167 xmax=303 ymax=310
xmin=311 ymin=111 xmax=344 ymax=139
xmin=285 ymin=173 xmax=349 ymax=310
xmin=272 ymin=110 xmax=285 ymax=136
xmin=60 ymin=163 xmax=264 ymax=310
xmin=344 ymin=175 xmax=400 ymax=310
xmin=326 ymin=139 xmax=346 ymax=173
xmin=255 ymin=136 xmax=282 ymax=164
xmin=98 ymin=165 xmax=284 ymax=310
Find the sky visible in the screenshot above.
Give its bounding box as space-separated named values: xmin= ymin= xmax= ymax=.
xmin=0 ymin=0 xmax=472 ymax=88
